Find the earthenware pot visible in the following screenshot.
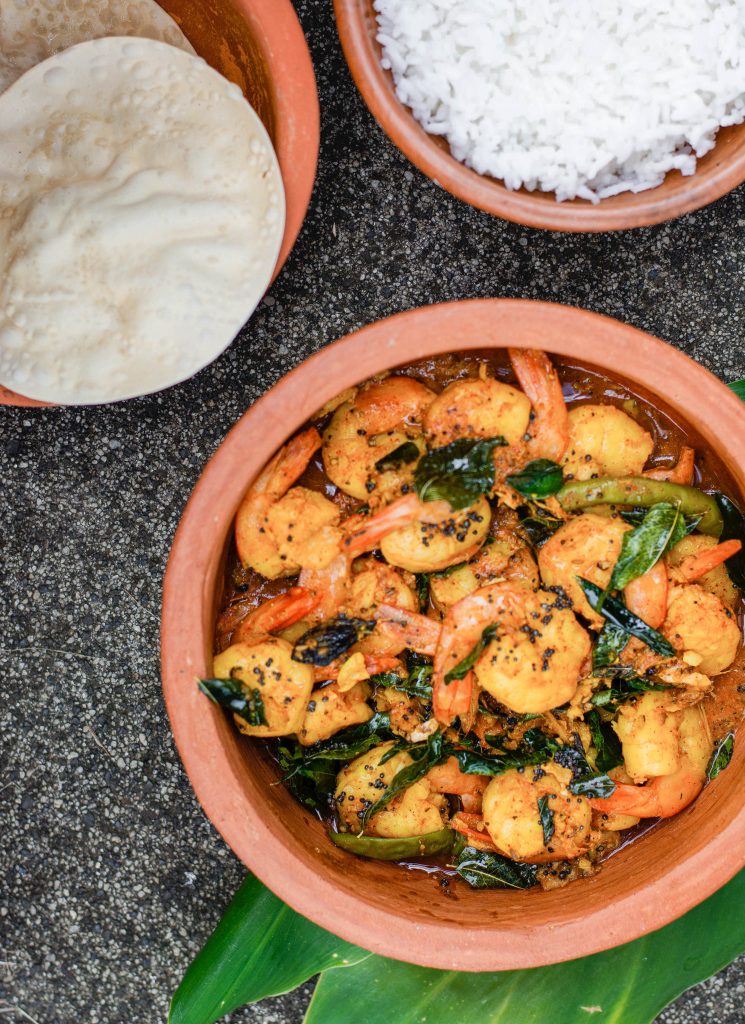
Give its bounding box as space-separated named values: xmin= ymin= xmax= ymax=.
xmin=0 ymin=0 xmax=319 ymax=407
xmin=334 ymin=0 xmax=745 ymax=233
xmin=161 ymin=299 xmax=745 ymax=971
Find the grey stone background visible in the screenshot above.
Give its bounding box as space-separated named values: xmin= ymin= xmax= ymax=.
xmin=2 ymin=0 xmax=744 ymax=1021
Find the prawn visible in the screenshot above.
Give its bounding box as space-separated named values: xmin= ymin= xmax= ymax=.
xmin=590 ymin=702 xmax=712 ymax=818
xmin=508 ymin=348 xmax=569 ymax=462
xmin=233 ymin=586 xmax=321 ymax=642
xmin=235 ymin=427 xmax=340 ymax=578
xmin=670 ymin=539 xmax=742 ymax=585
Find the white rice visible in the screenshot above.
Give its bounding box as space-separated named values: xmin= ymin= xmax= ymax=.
xmin=374 ymin=0 xmax=745 ymax=202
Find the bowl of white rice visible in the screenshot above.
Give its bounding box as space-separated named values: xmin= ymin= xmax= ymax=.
xmin=335 ymin=0 xmax=745 ymax=231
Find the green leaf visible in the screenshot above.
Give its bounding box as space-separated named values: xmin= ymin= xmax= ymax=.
xmin=707 ymin=732 xmax=735 ymax=781
xmin=375 ymin=441 xmax=421 ymax=472
xmin=361 ymin=731 xmax=447 ymax=825
xmin=415 ymin=572 xmax=430 ymax=611
xmin=198 ymin=678 xmax=266 ymax=727
xmin=168 ymin=875 xmax=368 ymax=1024
xmin=587 ymin=710 xmax=623 ymax=773
xmin=305 ymin=869 xmax=745 ymax=1024
xmin=537 ymin=794 xmax=555 ymax=846
xmin=608 ymin=502 xmax=682 ymax=592
xmin=592 ymin=622 xmax=629 ymax=671
xmin=329 ymin=827 xmax=453 ymax=861
xmin=296 ymin=711 xmax=393 ymax=764
xmin=577 ymin=577 xmax=675 ymax=657
xmin=713 ymin=493 xmax=745 ymax=590
xmin=414 ymin=437 xmax=505 ymax=511
xmin=590 ymin=674 xmax=669 ymax=710
xmin=292 ymin=616 xmax=376 ymax=666
xmin=453 ymin=846 xmax=538 ymax=890
xmin=452 ymin=736 xmax=557 ymax=777
xmin=728 ymin=378 xmax=745 ymax=402
xmin=518 ymin=503 xmax=564 ymax=549
xmin=277 ymin=742 xmax=336 ymax=812
xmin=506 ymin=459 xmax=564 ymax=498
xmin=445 ymin=623 xmax=497 ymax=683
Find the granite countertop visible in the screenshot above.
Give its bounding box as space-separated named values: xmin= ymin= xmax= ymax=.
xmin=2 ymin=1 xmax=745 ymax=1021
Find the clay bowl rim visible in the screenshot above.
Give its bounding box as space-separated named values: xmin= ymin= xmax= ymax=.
xmin=161 ymin=299 xmax=745 ymax=972
xmin=333 ymin=0 xmax=745 ymax=234
xmin=0 ymin=0 xmax=319 ymax=409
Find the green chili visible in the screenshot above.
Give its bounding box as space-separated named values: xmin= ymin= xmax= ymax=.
xmin=328 ymin=827 xmax=453 ymax=860
xmin=556 ymin=477 xmax=723 ymax=537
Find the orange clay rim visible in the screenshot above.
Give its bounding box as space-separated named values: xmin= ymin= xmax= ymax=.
xmin=161 ymin=299 xmax=745 ymax=972
xmin=0 ymin=0 xmax=319 ymax=408
xmin=333 ymin=0 xmax=745 ymax=233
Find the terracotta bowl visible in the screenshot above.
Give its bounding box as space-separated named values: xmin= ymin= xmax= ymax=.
xmin=161 ymin=299 xmax=745 ymax=971
xmin=0 ymin=0 xmax=319 ymax=408
xmin=334 ymin=0 xmax=745 ymax=233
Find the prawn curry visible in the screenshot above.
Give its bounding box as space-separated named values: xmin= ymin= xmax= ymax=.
xmin=202 ymin=350 xmax=745 ymax=891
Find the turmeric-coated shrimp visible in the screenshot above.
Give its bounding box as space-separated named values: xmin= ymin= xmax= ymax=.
xmin=561 ymin=404 xmax=654 ymax=481
xmin=235 ymin=427 xmax=340 ymax=579
xmin=644 ymin=446 xmax=695 ymax=485
xmin=423 ymin=375 xmax=530 ymax=448
xmin=233 ymin=586 xmax=321 ymax=642
xmin=323 ymin=376 xmax=436 ymax=500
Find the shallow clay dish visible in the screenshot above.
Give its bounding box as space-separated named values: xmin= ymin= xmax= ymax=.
xmin=334 ymin=0 xmax=745 ymax=234
xmin=161 ymin=299 xmax=745 ymax=971
xmin=0 ymin=0 xmax=319 ymax=408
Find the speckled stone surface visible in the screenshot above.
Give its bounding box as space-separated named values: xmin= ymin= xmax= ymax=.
xmin=2 ymin=1 xmax=745 ymax=1022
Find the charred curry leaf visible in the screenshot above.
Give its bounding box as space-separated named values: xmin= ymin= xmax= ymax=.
xmin=414 ymin=437 xmax=505 ymax=511
xmin=707 ymin=732 xmax=735 ymax=781
xmin=577 ymin=577 xmax=675 ymax=657
xmin=713 ymin=494 xmax=745 ymax=590
xmin=537 ymin=795 xmax=555 ymax=846
xmin=415 ymin=573 xmax=430 ymax=611
xmin=506 ymin=459 xmax=564 ymax=499
xmin=445 ymin=623 xmax=498 ymax=684
xmin=590 ymin=675 xmax=669 ymax=710
xmin=277 ymin=742 xmax=336 ymax=811
xmin=552 ymin=734 xmax=617 ymax=798
xmin=361 ymin=731 xmax=447 ymax=825
xmin=587 ymin=710 xmax=624 ymax=774
xmin=518 ymin=504 xmax=565 ymax=549
xmin=292 ymin=616 xmax=376 ymax=666
xmin=374 ymin=441 xmax=420 ymax=473
xmin=198 ymin=677 xmax=267 ymax=727
xmin=608 ymin=503 xmax=683 ymax=592
xmin=454 ymin=846 xmax=538 ymax=890
xmin=592 ymin=622 xmax=629 ymax=671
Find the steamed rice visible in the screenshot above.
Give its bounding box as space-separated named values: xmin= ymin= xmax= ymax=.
xmin=374 ymin=0 xmax=745 ymax=202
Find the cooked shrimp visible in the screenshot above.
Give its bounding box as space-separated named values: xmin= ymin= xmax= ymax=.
xmin=323 ymin=376 xmax=436 ymax=500
xmin=450 ymin=811 xmax=500 ymax=850
xmin=562 ymin=404 xmax=654 ymax=481
xmin=644 ymin=446 xmax=695 ymax=485
xmin=538 ymin=512 xmax=668 ymax=627
xmin=590 ymin=700 xmax=712 ymax=818
xmin=423 ymin=376 xmax=531 ymax=448
xmin=668 ymin=538 xmax=741 ymax=601
xmin=427 ymin=756 xmax=488 ymax=813
xmin=334 ymin=741 xmax=447 ymax=837
xmin=298 ymin=681 xmax=372 ymax=746
xmin=233 ymin=586 xmax=321 ymax=642
xmin=482 ymin=762 xmax=599 ymax=863
xmin=662 ymin=583 xmax=740 ymax=675
xmin=212 ymin=638 xmax=314 ymax=737
xmin=373 ymin=603 xmax=441 ymax=657
xmin=508 ymin=348 xmax=569 ymax=462
xmin=235 ymin=427 xmax=340 ymax=578
xmin=380 ymin=495 xmax=492 ymax=573
xmin=374 ymin=685 xmax=431 ymax=742
xmin=346 ymin=558 xmax=419 ymax=655
xmin=342 ymin=492 xmax=453 ymax=558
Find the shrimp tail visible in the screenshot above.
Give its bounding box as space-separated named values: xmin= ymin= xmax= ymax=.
xmin=509 ymin=348 xmax=569 ymax=462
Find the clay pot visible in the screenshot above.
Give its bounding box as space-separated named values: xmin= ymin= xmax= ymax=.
xmin=0 ymin=0 xmax=319 ymax=407
xmin=334 ymin=0 xmax=745 ymax=233
xmin=161 ymin=299 xmax=745 ymax=970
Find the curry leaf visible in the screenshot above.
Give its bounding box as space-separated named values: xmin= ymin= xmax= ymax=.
xmin=713 ymin=493 xmax=745 ymax=590
xmin=277 ymin=743 xmax=336 ymax=812
xmin=361 ymin=732 xmax=447 ymax=825
xmin=592 ymin=622 xmax=629 ymax=671
xmin=537 ymin=795 xmax=554 ymax=846
xmin=415 ymin=572 xmax=430 ymax=610
xmin=295 ymin=712 xmax=393 ymax=765
xmin=445 ymin=623 xmax=497 ymax=683
xmin=454 ymin=846 xmax=538 ymax=890
xmin=375 ymin=441 xmax=421 ymax=472
xmin=590 ymin=675 xmax=669 ymax=710
xmin=518 ymin=504 xmax=564 ymax=549
xmin=587 ymin=710 xmax=624 ymax=773
xmin=608 ymin=502 xmax=682 ymax=592
xmin=168 ymin=875 xmax=369 ymax=1024
xmin=707 ymin=732 xmax=735 ymax=781
xmin=506 ymin=459 xmax=564 ymax=498
xmin=577 ymin=577 xmax=675 ymax=657
xmin=198 ymin=678 xmax=267 ymax=727
xmin=414 ymin=437 xmax=505 ymax=510
xmin=292 ymin=617 xmax=376 ymax=666
xmin=305 ymin=869 xmax=745 ymax=1024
